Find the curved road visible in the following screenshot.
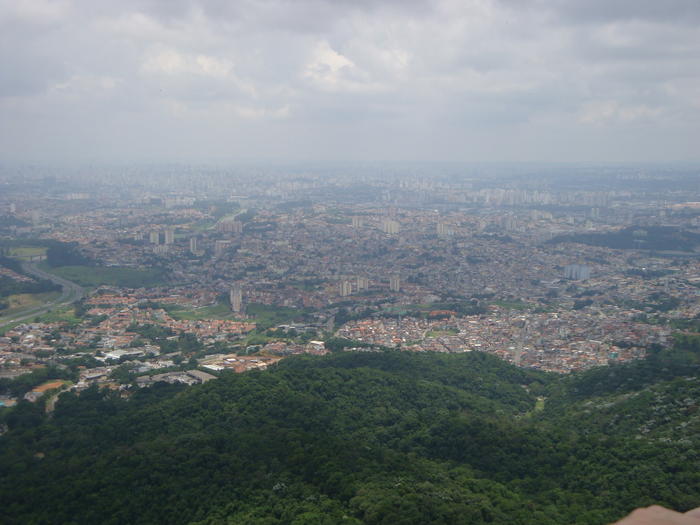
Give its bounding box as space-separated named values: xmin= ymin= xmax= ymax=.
xmin=0 ymin=262 xmax=84 ymax=326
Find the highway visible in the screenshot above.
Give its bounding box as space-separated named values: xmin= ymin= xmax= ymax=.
xmin=0 ymin=262 xmax=85 ymax=327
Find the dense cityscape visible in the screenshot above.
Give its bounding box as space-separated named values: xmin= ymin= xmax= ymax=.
xmin=2 ymin=163 xmax=699 ymax=408
xmin=3 ymin=0 xmax=700 ymax=520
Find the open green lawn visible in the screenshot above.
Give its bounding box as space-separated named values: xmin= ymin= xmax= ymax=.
xmin=0 ymin=292 xmax=66 ymax=332
xmin=0 ymin=292 xmax=63 ymax=328
xmin=190 ymin=220 xmax=216 ymax=232
xmin=492 ymin=300 xmax=531 ymax=310
xmin=33 ymin=305 xmax=82 ymax=326
xmin=165 ymin=302 xmax=239 ymax=321
xmin=158 ymin=302 xmax=309 ymax=330
xmin=1 ymin=292 xmax=60 ymax=315
xmin=426 ymin=328 xmax=459 ymax=338
xmin=7 ymin=246 xmax=47 ymax=259
xmin=534 ymin=397 xmax=546 ymax=412
xmin=245 ymin=303 xmax=308 ymax=326
xmin=218 ymin=213 xmax=241 ymax=223
xmin=42 ymin=264 xmax=166 ymax=288
xmin=0 ymin=321 xmax=21 ymax=335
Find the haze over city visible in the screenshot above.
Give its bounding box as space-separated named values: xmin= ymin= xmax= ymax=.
xmin=2 ymin=2 xmax=700 ymax=525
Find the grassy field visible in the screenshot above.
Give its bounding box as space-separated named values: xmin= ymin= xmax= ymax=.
xmin=0 ymin=292 xmax=64 ymax=332
xmin=190 ymin=219 xmax=216 ymax=232
xmin=523 ymin=396 xmax=547 ymax=420
xmin=0 ymin=322 xmax=21 ymax=335
xmin=245 ymin=303 xmax=308 ymax=327
xmin=1 ymin=292 xmax=61 ymax=316
xmin=0 ymin=303 xmax=81 ymax=330
xmin=7 ymin=246 xmax=47 ymax=260
xmin=492 ymin=300 xmax=531 ymax=310
xmin=41 ymin=264 xmax=167 ymax=288
xmin=33 ymin=305 xmax=82 ymax=326
xmin=160 ymin=302 xmax=308 ymax=330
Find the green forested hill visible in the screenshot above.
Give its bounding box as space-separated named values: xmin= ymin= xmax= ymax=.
xmin=1 ymin=348 xmax=699 ymax=525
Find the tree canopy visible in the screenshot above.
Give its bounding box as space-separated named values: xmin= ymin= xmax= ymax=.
xmin=1 ymin=345 xmax=699 ymax=524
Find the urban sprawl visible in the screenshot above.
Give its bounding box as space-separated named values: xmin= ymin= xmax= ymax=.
xmin=1 ymin=164 xmax=699 ymax=409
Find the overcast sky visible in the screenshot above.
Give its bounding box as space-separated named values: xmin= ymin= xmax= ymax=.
xmin=1 ymin=0 xmax=699 ymax=164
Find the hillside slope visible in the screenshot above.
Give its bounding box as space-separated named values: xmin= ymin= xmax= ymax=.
xmin=1 ymin=348 xmax=699 ymax=524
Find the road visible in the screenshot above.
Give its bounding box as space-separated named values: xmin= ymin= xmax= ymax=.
xmin=0 ymin=262 xmax=85 ymax=327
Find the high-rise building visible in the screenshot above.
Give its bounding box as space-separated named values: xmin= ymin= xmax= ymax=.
xmin=356 ymin=276 xmax=368 ymax=291
xmin=352 ymin=216 xmax=363 ymax=229
xmin=217 ymin=219 xmax=243 ymax=233
xmin=339 ymin=280 xmax=352 ymax=297
xmin=564 ymin=264 xmax=591 ymax=281
xmin=437 ymin=223 xmax=453 ymax=237
xmin=149 ymin=231 xmax=160 ymax=244
xmin=230 ymin=284 xmax=243 ymax=314
xmin=164 ymin=229 xmax=175 ymax=245
xmin=389 ymin=275 xmax=400 ymax=292
xmin=501 ymin=215 xmax=517 ymax=231
xmin=189 ymin=236 xmax=199 ymax=254
xmin=382 ymin=219 xmax=400 ymax=235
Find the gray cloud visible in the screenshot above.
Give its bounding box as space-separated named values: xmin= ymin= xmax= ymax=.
xmin=0 ymin=0 xmax=698 ymax=163
xmin=551 ymin=0 xmax=700 ymax=24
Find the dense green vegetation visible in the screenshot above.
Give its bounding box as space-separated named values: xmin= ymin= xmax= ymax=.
xmin=4 ymin=240 xmax=164 ymax=289
xmin=0 ymin=215 xmax=29 ymax=228
xmin=4 ymin=240 xmax=165 ymax=288
xmin=0 ymin=366 xmax=76 ymax=398
xmin=324 ymin=337 xmax=393 ymax=352
xmin=620 ymin=293 xmax=682 ymax=313
xmin=42 ymin=264 xmax=166 ymax=288
xmin=0 ymin=276 xmax=61 ymax=300
xmin=332 ymin=301 xmax=488 ymax=327
xmin=0 ymin=255 xmax=23 ymax=272
xmin=0 ymin=255 xmax=61 ymax=303
xmin=1 ymin=343 xmax=699 ymax=524
xmin=46 ymin=242 xmax=94 ymax=267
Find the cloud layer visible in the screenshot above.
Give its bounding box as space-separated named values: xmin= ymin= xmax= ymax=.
xmin=1 ymin=0 xmax=699 ymax=163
